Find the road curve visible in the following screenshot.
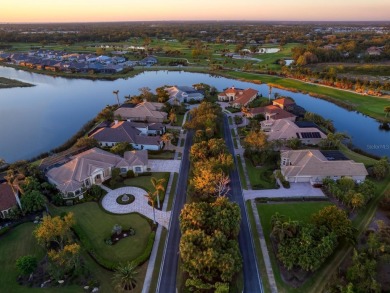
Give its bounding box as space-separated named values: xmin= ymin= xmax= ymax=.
xmin=223 ymin=114 xmax=264 ymax=293
xmin=156 ymin=130 xmax=193 ymax=293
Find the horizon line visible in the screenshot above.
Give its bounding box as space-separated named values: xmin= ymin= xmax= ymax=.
xmin=1 ymin=19 xmax=390 ymax=24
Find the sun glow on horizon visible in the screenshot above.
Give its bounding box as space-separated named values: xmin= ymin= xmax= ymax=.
xmin=1 ymin=0 xmax=390 ymax=23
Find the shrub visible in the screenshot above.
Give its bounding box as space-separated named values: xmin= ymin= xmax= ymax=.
xmin=0 ymin=226 xmax=10 ymax=236
xmin=16 ymin=255 xmax=38 ymax=275
xmin=127 ymin=170 xmax=135 ymax=178
xmin=379 ymin=190 xmax=390 ymax=211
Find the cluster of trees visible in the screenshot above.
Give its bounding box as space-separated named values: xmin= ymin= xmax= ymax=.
xmin=26 ymin=213 xmax=82 ymax=281
xmin=371 ymin=157 xmax=390 ymax=180
xmin=272 ymin=206 xmax=354 ymax=272
xmin=179 ymin=197 xmax=242 ymax=292
xmin=322 ymin=177 xmax=376 ymax=211
xmin=184 ymin=102 xmax=222 ymax=141
xmin=304 ymin=112 xmax=335 ymax=132
xmin=190 ymin=138 xmax=233 ymax=200
xmin=327 ymin=220 xmax=390 ymax=293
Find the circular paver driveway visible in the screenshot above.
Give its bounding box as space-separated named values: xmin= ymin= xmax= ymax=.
xmin=101 ymin=186 xmax=171 ymax=229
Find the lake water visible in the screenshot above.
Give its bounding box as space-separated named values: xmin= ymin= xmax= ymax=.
xmin=0 ymin=66 xmax=389 ymax=162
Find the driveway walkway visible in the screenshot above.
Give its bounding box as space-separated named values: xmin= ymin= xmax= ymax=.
xmin=149 ymin=159 xmax=181 ymax=172
xmin=101 ymin=187 xmax=171 ymax=228
xmin=243 ymin=182 xmax=325 ymax=200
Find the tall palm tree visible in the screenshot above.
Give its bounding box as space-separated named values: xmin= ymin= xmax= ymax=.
xmin=112 ymin=262 xmax=138 ymax=292
xmin=146 ymin=191 xmax=156 ymax=224
xmin=150 ymin=177 xmax=166 ymax=209
xmin=113 ymin=90 xmax=120 ymax=107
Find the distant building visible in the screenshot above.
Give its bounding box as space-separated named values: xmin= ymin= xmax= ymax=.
xmin=89 ymin=120 xmax=164 ymax=150
xmin=265 ymin=119 xmax=327 ymax=145
xmin=114 ymin=102 xmax=167 ymax=123
xmin=218 ymin=87 xmax=258 ymax=108
xmin=366 ymin=46 xmax=383 ymax=56
xmin=166 ymin=86 xmax=204 ymax=105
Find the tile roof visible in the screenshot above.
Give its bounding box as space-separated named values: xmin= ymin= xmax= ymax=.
xmin=266 ymin=119 xmax=327 ymax=141
xmin=46 ymin=148 xmax=147 ymax=193
xmin=90 ymin=121 xmax=161 ymax=146
xmin=281 ymin=150 xmax=368 ymax=178
xmin=114 ymin=102 xmax=167 ymax=121
xmin=273 ymin=98 xmax=295 ymax=106
xmin=0 ymin=182 xmax=17 ymax=211
xmin=251 ymin=105 xmax=296 ymax=120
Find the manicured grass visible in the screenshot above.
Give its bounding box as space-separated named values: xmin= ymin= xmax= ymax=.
xmin=228 ymin=116 xmax=233 ymax=125
xmin=245 ymin=158 xmax=277 ymax=190
xmin=0 ymin=77 xmax=33 ymax=88
xmin=339 ymin=144 xmax=378 ymax=167
xmin=173 ymin=114 xmax=185 ymax=126
xmin=0 ymin=223 xmax=82 ymax=293
xmin=148 ymin=228 xmax=168 ymax=293
xmin=225 ymin=106 xmax=241 ymax=113
xmin=224 ymin=71 xmax=390 ymax=122
xmin=257 ymin=202 xmax=333 ymax=293
xmin=148 ymin=151 xmax=175 ymax=160
xmin=50 ymin=202 xmax=152 ymax=264
xmin=167 ymin=173 xmax=179 ymax=211
xmin=122 ymin=172 xmax=170 ymax=201
xmin=231 ymin=128 xmax=236 ymax=137
xmin=245 ymin=201 xmax=272 ymax=293
xmin=236 ymin=155 xmax=248 ymax=190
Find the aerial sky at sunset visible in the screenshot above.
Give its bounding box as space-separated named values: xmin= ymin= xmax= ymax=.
xmin=1 ymin=0 xmax=389 ymax=23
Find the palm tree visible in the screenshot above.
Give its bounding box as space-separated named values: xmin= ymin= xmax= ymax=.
xmin=161 ymin=133 xmax=173 ymax=149
xmin=385 ymin=106 xmax=390 ymax=117
xmin=146 ymin=191 xmax=156 ymax=224
xmin=113 ymin=90 xmax=120 ymax=107
xmin=112 ymin=262 xmax=138 ymax=292
xmin=151 ymin=177 xmax=165 ymax=209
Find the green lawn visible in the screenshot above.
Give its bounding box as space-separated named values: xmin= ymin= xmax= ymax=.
xmin=148 ymin=228 xmax=168 ymax=293
xmin=167 ymin=173 xmax=179 ymax=211
xmin=148 ymin=151 xmax=175 ymax=160
xmin=0 ymin=223 xmax=82 ymax=293
xmin=50 ymin=202 xmax=152 ymax=264
xmin=173 ymin=114 xmax=185 ymax=126
xmin=245 ymin=158 xmax=277 ymax=189
xmin=224 ymin=71 xmax=390 ymax=122
xmin=245 ymin=201 xmax=272 ymax=293
xmin=257 ymin=202 xmax=333 ymax=293
xmin=236 ymin=155 xmax=248 ymax=190
xmin=228 ymin=116 xmax=233 ymax=125
xmin=339 ymin=144 xmax=378 ymax=167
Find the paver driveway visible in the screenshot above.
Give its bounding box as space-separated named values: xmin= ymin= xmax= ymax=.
xmin=101 ymin=186 xmax=171 ymax=228
xmin=149 ymin=159 xmax=181 ymax=172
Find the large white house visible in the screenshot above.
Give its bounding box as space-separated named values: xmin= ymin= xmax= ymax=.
xmin=46 ymin=148 xmax=148 ymax=199
xmin=280 ymin=149 xmax=368 ymax=184
xmin=114 ymin=102 xmax=167 ymax=123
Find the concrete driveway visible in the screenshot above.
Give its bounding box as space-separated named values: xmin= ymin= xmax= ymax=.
xmin=243 ymin=182 xmax=325 ymax=200
xmin=149 ymin=160 xmax=181 ymax=172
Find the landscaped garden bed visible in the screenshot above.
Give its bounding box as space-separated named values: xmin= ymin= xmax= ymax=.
xmin=106 ymin=224 xmax=136 ymax=245
xmin=116 ymin=194 xmax=135 ymax=205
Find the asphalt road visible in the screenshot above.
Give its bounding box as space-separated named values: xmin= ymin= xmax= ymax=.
xmin=223 ymin=115 xmax=264 ymax=293
xmin=157 ymin=130 xmax=193 ymax=293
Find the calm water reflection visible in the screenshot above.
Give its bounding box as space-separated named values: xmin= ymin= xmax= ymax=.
xmin=0 ymin=66 xmax=388 ymax=162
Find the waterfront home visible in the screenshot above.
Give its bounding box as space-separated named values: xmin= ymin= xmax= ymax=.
xmin=114 ymin=102 xmax=167 ymax=123
xmin=89 ymin=120 xmax=164 ymax=150
xmin=218 ymin=86 xmax=258 ymax=108
xmin=46 ymin=148 xmax=148 ymax=199
xmin=166 ymin=86 xmax=204 ymax=105
xmin=280 ymin=149 xmax=368 ymax=184
xmin=0 ymin=182 xmax=21 ymax=219
xmin=272 ymin=97 xmax=296 ymax=111
xmin=265 ymin=119 xmax=327 ymax=145
xmin=139 ymin=56 xmax=158 ymax=66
